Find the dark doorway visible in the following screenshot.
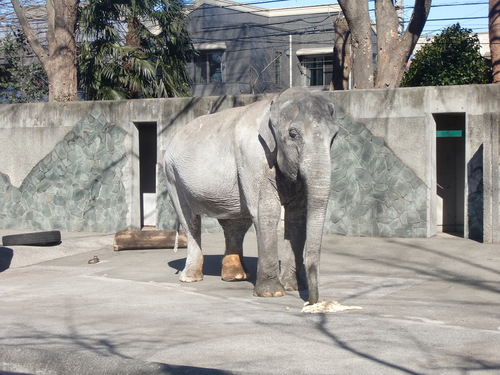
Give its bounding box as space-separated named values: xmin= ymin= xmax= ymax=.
xmin=135 ymin=122 xmax=157 ymax=228
xmin=434 ymin=113 xmax=465 ymax=236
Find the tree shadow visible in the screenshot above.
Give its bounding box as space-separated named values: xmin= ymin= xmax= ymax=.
xmin=333 ymin=237 xmax=500 ymax=297
xmin=1 ymin=294 xmax=234 ymax=374
xmin=0 ymin=247 xmax=13 ymax=272
xmin=0 ymin=322 xmax=232 ymax=375
xmin=312 ymin=314 xmax=500 ymax=375
xmin=314 ymin=315 xmax=423 ymax=375
xmin=389 ymin=237 xmax=500 ymax=280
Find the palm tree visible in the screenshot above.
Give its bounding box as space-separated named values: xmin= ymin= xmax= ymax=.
xmin=78 ymin=0 xmax=194 ymax=100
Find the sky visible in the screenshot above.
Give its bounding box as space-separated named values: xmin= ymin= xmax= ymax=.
xmin=229 ymin=0 xmax=490 ymax=36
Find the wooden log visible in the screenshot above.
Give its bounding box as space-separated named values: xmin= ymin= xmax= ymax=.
xmin=113 ymin=230 xmax=187 ymax=251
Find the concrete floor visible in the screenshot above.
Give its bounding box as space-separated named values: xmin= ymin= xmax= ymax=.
xmin=1 ymin=229 xmax=499 ymax=374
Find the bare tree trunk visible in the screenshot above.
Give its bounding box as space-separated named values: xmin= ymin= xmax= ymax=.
xmin=337 ymin=0 xmax=374 ymax=89
xmin=11 ymin=0 xmax=78 ymax=101
xmin=46 ymin=0 xmax=78 ymax=101
xmin=126 ymin=16 xmax=141 ymax=47
xmin=332 ymin=16 xmax=351 ymax=90
xmin=124 ymin=16 xmax=142 ymax=98
xmin=490 ymin=0 xmax=500 ymax=83
xmin=375 ymin=0 xmax=431 ymax=88
xmin=337 ymin=0 xmax=431 ymax=89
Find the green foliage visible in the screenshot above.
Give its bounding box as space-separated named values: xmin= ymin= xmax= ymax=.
xmin=401 ymin=24 xmax=492 ymax=87
xmin=0 ymin=31 xmax=48 ymax=103
xmin=78 ymin=0 xmax=195 ymax=100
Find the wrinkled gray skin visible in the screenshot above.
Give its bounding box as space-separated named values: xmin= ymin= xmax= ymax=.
xmin=163 ymin=87 xmax=338 ymax=304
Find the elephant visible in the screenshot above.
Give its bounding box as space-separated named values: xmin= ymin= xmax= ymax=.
xmin=163 ymin=87 xmax=338 ymax=304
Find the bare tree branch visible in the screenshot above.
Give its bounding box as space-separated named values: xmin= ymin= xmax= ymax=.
xmin=10 ymin=0 xmax=48 ymax=64
xmin=374 ymin=0 xmax=431 ymax=88
xmin=402 ymin=0 xmax=431 ymax=55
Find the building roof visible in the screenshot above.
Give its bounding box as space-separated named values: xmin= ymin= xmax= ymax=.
xmin=187 ymin=0 xmax=341 ymax=17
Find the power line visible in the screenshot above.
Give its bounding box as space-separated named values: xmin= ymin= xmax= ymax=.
xmin=426 ymin=16 xmax=487 ymax=22
xmin=185 ymin=0 xmax=307 ymax=7
xmin=1 ymin=0 xmax=490 ymax=42
xmin=403 ymin=1 xmax=488 ymax=10
xmin=185 ymin=0 xmax=488 ymax=14
xmin=186 ymin=0 xmax=340 ymax=19
xmin=187 ymin=0 xmax=488 ymax=37
xmin=189 ymin=13 xmax=336 ymax=34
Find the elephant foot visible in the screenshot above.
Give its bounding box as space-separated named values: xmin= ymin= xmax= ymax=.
xmin=221 ymin=254 xmax=250 ymax=281
xmin=280 ymin=275 xmax=299 ymax=291
xmin=282 ymin=282 xmax=299 ymax=291
xmin=253 ymin=279 xmax=286 ymax=298
xmin=281 ymin=268 xmax=306 ymax=291
xmin=179 ymin=269 xmax=203 ymax=283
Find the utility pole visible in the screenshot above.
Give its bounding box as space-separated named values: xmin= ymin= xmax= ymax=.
xmin=490 ymin=0 xmax=500 ymax=83
xmin=289 ymin=34 xmax=293 ymax=87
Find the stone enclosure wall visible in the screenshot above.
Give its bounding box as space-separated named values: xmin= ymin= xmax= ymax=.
xmin=325 ymin=112 xmax=428 ymax=238
xmin=0 ymin=108 xmax=128 ymax=232
xmin=0 ymin=85 xmax=498 ymax=242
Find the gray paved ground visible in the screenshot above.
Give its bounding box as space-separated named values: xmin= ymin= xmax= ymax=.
xmin=1 ymin=229 xmax=499 ymax=375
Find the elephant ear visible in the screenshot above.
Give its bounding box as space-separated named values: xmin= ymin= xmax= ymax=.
xmin=328 ymin=101 xmax=335 ymax=119
xmin=326 ymin=100 xmax=338 ymax=137
xmin=311 ymin=91 xmax=336 ymax=118
xmin=258 ymin=99 xmax=278 ymax=167
xmin=312 ymin=92 xmax=337 ymax=136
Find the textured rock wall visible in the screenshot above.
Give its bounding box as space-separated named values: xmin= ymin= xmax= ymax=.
xmin=0 ymin=107 xmax=128 ymax=232
xmin=326 ymin=113 xmax=428 ymax=237
xmin=0 ymin=104 xmax=429 ymax=237
xmin=2 ymin=85 xmax=498 ymax=240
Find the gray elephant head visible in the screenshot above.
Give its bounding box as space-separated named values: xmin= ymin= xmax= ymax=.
xmin=261 ymin=87 xmax=338 ymax=179
xmin=259 ymin=87 xmax=339 ymax=304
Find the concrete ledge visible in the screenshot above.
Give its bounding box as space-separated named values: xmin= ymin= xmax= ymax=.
xmin=0 ymin=230 xmax=114 ymax=268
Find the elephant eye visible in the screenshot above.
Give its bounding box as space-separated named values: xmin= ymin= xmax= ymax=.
xmin=288 ymin=128 xmax=300 ymax=140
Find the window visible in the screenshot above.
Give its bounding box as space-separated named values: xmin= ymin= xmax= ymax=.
xmin=195 ymin=50 xmax=224 ymax=84
xmin=302 ymin=55 xmax=333 ymax=86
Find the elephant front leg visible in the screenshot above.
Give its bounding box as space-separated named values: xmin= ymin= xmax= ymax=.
xmin=253 ymin=200 xmax=286 ymax=298
xmin=280 ymin=203 xmax=307 ymax=291
xmin=280 ymin=240 xmax=302 ymax=291
xmin=219 ymin=219 xmax=252 ymax=281
xmin=180 ymin=215 xmax=204 ymax=282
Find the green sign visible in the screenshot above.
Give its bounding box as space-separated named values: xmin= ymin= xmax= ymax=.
xmin=436 ymin=130 xmax=464 ymax=138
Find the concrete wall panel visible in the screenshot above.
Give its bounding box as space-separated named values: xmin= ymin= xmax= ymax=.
xmin=0 ymin=85 xmax=498 ymax=242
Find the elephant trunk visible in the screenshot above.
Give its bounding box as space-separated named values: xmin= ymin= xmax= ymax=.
xmin=300 ymin=146 xmax=332 ymax=305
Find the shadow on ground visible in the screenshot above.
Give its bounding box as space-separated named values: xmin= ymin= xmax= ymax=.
xmin=0 ymin=247 xmax=13 ymax=272
xmin=168 ymin=255 xmax=258 ymax=285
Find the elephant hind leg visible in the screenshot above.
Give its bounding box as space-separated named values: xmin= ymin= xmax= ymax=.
xmin=219 ymin=218 xmax=252 ymax=281
xmin=179 ymin=214 xmax=204 ymax=282
xmin=164 ymin=169 xmax=203 ymax=283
